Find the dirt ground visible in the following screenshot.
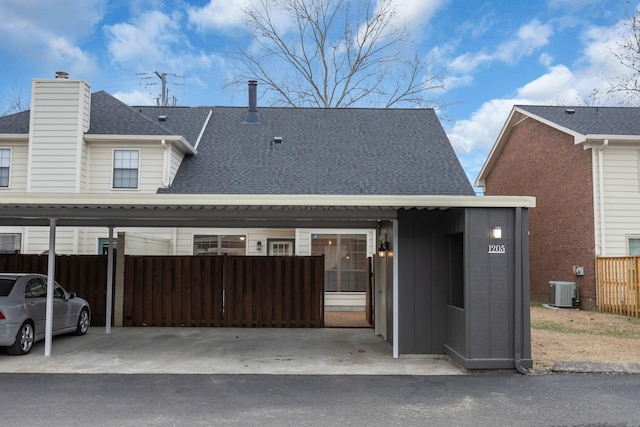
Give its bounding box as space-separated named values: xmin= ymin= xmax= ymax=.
xmin=326 ymin=307 xmax=640 ymax=374
xmin=530 ymin=305 xmax=640 ymax=373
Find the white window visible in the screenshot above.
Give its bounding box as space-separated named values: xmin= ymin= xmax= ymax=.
xmin=0 ymin=233 xmax=21 ymax=253
xmin=0 ymin=148 xmax=10 ymax=188
xmin=268 ymin=239 xmax=294 ymax=255
xmin=193 ymin=235 xmax=246 ymax=255
xmin=311 ymin=234 xmax=367 ymax=292
xmin=113 ymin=150 xmax=139 ymax=189
xmin=629 ymin=237 xmax=640 ymax=256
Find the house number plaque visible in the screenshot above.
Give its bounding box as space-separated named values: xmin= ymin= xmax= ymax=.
xmin=488 ymin=244 xmax=506 ymax=254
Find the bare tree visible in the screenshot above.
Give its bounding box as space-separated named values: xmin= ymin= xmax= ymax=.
xmin=227 ymin=0 xmax=443 ymax=108
xmin=1 ymin=87 xmax=28 ymax=116
xmin=605 ymin=5 xmax=640 ymax=102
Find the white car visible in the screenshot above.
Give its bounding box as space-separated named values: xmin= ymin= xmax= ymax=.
xmin=0 ymin=273 xmax=90 ymax=355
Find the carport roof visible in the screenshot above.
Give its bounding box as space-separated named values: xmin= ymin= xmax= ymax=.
xmin=0 ymin=193 xmax=535 ymax=228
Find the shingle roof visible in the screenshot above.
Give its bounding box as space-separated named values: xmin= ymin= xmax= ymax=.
xmin=0 ymin=110 xmax=30 ymax=134
xmin=517 ymin=105 xmax=640 ymax=135
xmin=159 ymin=106 xmax=474 ymax=195
xmin=0 ymin=90 xmax=473 ymax=196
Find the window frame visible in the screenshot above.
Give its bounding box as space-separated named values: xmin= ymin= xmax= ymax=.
xmin=0 ymin=147 xmax=11 ymax=188
xmin=628 ymin=236 xmax=640 ymax=256
xmin=112 ymin=149 xmax=140 ymax=190
xmin=193 ymin=234 xmax=247 ymax=255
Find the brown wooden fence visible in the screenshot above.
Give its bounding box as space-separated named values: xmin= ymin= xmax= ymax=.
xmin=596 ymin=256 xmax=640 ymax=318
xmin=1 ymin=253 xmax=324 ymax=328
xmin=0 ymin=254 xmax=112 ymax=325
xmin=122 ymin=255 xmax=325 ymax=328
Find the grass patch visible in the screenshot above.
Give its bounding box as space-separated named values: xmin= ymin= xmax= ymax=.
xmin=531 ymin=319 xmax=640 ymax=339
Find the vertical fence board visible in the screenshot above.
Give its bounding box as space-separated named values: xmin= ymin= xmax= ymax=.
xmin=597 ymin=256 xmax=639 ymax=318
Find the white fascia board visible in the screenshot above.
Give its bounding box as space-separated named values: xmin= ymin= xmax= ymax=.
xmin=475 ymin=106 xmax=521 ymax=188
xmin=475 ymin=106 xmax=585 ymax=188
xmin=84 ymin=134 xmax=196 ymax=155
xmin=0 ymin=134 xmax=28 ymax=141
xmin=0 ymin=193 xmax=536 ymax=209
xmin=582 ymin=134 xmax=640 ymax=143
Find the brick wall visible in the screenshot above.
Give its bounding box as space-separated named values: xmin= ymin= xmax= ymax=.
xmin=484 ymin=117 xmax=596 ymax=307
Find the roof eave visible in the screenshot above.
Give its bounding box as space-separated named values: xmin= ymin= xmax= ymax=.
xmin=0 ymin=134 xmax=29 ymax=141
xmin=84 ymin=134 xmax=196 ymax=154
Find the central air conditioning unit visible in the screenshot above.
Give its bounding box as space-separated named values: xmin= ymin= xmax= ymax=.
xmin=549 ymin=281 xmax=576 ymax=308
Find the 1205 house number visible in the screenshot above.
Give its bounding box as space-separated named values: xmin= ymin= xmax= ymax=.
xmin=488 ymin=244 xmax=506 ymax=254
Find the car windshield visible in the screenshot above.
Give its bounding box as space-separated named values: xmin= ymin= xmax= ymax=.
xmin=0 ymin=278 xmax=16 ymax=296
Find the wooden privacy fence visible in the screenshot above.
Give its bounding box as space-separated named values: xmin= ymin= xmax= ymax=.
xmin=596 ymin=256 xmax=640 ymax=318
xmin=123 ymin=255 xmax=325 ymax=328
xmin=0 ymin=254 xmax=111 ymax=325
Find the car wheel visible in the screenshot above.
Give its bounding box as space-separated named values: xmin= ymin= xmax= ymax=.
xmin=74 ymin=308 xmax=90 ymax=335
xmin=7 ymin=322 xmax=35 ymax=355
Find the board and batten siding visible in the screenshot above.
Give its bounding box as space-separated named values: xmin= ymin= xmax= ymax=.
xmin=595 ymin=146 xmax=640 ymax=255
xmin=0 ymin=143 xmax=28 ymax=191
xmin=87 ymin=143 xmax=165 ymax=193
xmin=28 ymin=79 xmax=91 ymax=193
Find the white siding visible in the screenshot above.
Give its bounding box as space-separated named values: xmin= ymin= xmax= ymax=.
xmin=0 ymin=143 xmax=28 ymax=191
xmin=123 ymin=234 xmax=172 ymax=255
xmin=596 ymin=146 xmax=640 ymax=255
xmin=169 ymin=145 xmax=185 ymax=186
xmin=28 ymin=79 xmax=90 ymax=193
xmin=87 ymin=143 xmax=166 ymax=193
xmin=175 ymin=228 xmax=294 ymax=255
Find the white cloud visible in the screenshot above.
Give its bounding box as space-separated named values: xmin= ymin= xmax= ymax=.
xmin=0 ymin=0 xmax=105 ymax=76
xmin=113 ymin=90 xmax=156 ymax=106
xmin=187 ymin=0 xmax=250 ymax=31
xmin=106 ymin=10 xmax=184 ymax=67
xmin=450 ymin=19 xmax=553 ymax=74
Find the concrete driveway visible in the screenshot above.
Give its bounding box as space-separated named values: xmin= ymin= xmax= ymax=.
xmin=0 ymin=327 xmax=465 ymax=375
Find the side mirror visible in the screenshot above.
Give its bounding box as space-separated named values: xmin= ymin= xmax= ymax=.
xmin=69 ymin=292 xmax=76 ymax=299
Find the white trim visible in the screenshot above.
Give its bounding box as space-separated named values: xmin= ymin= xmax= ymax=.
xmin=194 ymin=109 xmax=213 ymax=150
xmin=0 ymin=147 xmax=12 ymax=189
xmin=85 ymin=134 xmax=196 ymax=155
xmin=111 ymin=148 xmax=140 ymax=190
xmin=392 ymin=219 xmax=399 ymax=359
xmin=0 ymin=193 xmax=536 ymax=208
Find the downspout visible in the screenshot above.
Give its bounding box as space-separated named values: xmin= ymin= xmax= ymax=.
xmin=513 ymin=207 xmax=528 ymax=374
xmin=597 ymin=140 xmax=608 ymax=256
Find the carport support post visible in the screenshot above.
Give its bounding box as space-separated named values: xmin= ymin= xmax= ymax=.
xmin=44 ymin=218 xmax=57 ymax=356
xmin=105 ymin=226 xmax=114 ymax=334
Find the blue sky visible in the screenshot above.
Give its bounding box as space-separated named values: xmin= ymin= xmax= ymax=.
xmin=0 ymin=0 xmax=638 ymax=191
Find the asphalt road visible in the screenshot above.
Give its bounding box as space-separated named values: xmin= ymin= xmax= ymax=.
xmin=2 ymin=373 xmax=639 ymax=426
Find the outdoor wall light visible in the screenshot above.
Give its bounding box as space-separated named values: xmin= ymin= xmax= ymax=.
xmin=256 ymin=241 xmax=262 ymax=251
xmin=491 ymin=226 xmax=502 ymax=239
xmin=378 ymin=242 xmax=389 ymax=258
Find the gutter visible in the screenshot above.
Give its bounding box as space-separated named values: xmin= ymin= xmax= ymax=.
xmin=598 ymin=139 xmax=608 ymax=255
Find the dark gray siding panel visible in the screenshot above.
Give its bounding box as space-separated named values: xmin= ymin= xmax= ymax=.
xmin=397 ymin=209 xmax=453 ymax=354
xmin=465 ymin=208 xmax=515 ymax=361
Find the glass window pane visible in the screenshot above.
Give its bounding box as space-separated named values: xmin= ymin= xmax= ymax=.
xmin=311 ymin=233 xmax=367 ymax=293
xmin=630 ymin=238 xmax=640 ymax=255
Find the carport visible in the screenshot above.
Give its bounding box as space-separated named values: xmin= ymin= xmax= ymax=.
xmin=0 ymin=192 xmax=535 ymax=370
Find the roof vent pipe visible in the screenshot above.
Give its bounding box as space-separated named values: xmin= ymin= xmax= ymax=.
xmin=55 ymin=71 xmax=69 ymax=79
xmin=243 ymin=80 xmax=261 ymax=124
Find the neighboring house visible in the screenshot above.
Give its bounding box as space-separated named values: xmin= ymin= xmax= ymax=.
xmin=0 ymin=74 xmax=535 ymax=370
xmin=476 ymin=105 xmax=640 ymax=308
